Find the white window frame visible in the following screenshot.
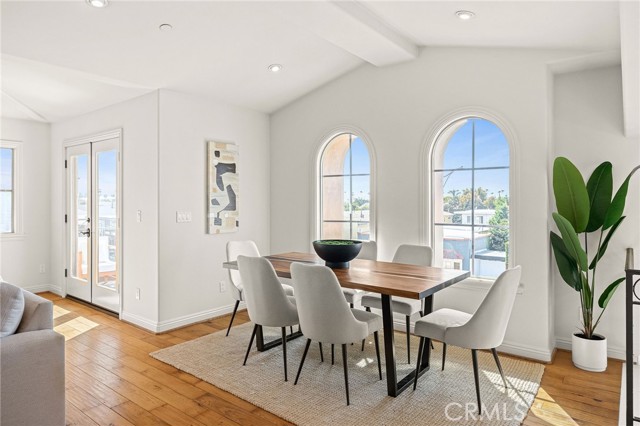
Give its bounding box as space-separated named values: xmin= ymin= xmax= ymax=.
xmin=0 ymin=140 xmax=23 ymax=239
xmin=311 ymin=126 xmax=377 ymax=245
xmin=420 ymin=108 xmax=519 ymax=290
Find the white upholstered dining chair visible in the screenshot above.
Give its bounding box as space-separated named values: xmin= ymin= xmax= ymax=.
xmin=225 ymin=241 xmax=294 ymax=336
xmin=412 ymin=266 xmax=522 ymax=414
xmin=237 ymin=256 xmax=299 ymax=381
xmin=341 ymin=240 xmax=377 ymax=308
xmin=290 ymin=262 xmax=383 ymax=405
xmin=361 ymin=244 xmax=433 ymax=363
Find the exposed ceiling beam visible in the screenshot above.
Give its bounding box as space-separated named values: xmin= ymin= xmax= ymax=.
xmin=277 ymin=0 xmax=418 ymax=67
xmin=620 ymin=1 xmax=639 ymax=138
xmin=547 ymin=50 xmax=621 ymax=75
xmin=1 ymin=89 xmax=50 ymax=122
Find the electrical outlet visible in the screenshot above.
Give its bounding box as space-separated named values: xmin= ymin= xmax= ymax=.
xmin=219 ymin=281 xmax=226 ymax=293
xmin=136 ymin=288 xmax=141 ymax=300
xmin=39 ymin=264 xmax=46 ymax=273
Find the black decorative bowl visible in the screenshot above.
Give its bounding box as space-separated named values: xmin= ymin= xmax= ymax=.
xmin=312 ymin=240 xmax=362 ymax=269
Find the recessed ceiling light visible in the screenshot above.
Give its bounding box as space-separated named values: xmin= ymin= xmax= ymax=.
xmin=268 ymin=64 xmax=283 ymax=73
xmin=159 ymin=23 xmax=173 ymax=32
xmin=86 ymin=0 xmax=108 ymax=8
xmin=455 ymin=10 xmax=475 ymax=20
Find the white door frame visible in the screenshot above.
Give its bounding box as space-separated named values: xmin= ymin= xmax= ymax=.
xmin=63 ymin=129 xmax=123 ymax=317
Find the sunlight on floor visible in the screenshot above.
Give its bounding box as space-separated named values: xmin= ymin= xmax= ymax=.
xmin=529 ymin=387 xmax=578 ymax=425
xmin=53 ymin=305 xmax=70 ymax=319
xmin=54 ymin=316 xmax=98 ymax=341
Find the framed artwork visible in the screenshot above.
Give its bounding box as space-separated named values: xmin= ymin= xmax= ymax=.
xmin=207 ymin=141 xmax=239 ymax=234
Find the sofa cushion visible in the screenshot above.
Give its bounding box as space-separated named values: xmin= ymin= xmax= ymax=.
xmin=1 ymin=282 xmax=25 ymax=337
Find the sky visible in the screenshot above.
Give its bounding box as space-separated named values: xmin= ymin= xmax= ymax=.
xmin=338 ymin=119 xmax=509 ymax=206
xmin=440 ymin=118 xmax=510 ymax=198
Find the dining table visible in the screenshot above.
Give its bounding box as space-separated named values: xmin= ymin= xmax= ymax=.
xmin=223 ymin=251 xmax=470 ymax=397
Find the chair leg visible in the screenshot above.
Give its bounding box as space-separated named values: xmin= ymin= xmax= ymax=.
xmin=226 ymin=300 xmax=240 ymax=337
xmin=365 ymin=306 xmax=371 ymax=312
xmin=331 ymin=344 xmax=335 ymax=365
xmin=290 ymin=326 xmax=294 ymax=335
xmin=294 ymin=339 xmax=312 ymax=385
xmin=373 ymin=331 xmax=382 ymax=380
xmin=442 ymin=343 xmax=447 ymax=371
xmin=413 ymin=337 xmax=425 ymax=390
xmin=319 ymin=342 xmax=324 ymax=362
xmin=342 ymin=344 xmax=350 ymax=406
xmin=491 ymin=348 xmax=508 ymax=388
xmin=350 ymin=303 xmax=354 ymax=309
xmin=472 ymin=349 xmax=482 ymax=415
xmin=243 ymin=324 xmax=258 ymax=366
xmin=406 ymin=316 xmax=411 ymax=364
xmin=281 ymin=327 xmax=288 ymax=381
xmin=361 ymin=338 xmax=365 ymax=351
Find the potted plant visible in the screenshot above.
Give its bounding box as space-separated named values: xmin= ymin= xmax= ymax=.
xmin=551 ymin=157 xmax=638 ymax=371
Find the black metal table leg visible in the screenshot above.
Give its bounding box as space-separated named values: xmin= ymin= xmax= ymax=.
xmin=381 ymin=294 xmax=398 ymax=396
xmin=381 ymin=294 xmax=433 ymax=397
xmin=422 ymin=295 xmax=434 ymax=368
xmin=255 ymin=324 xmax=303 ymax=352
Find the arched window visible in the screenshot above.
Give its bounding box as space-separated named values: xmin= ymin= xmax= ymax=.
xmin=432 ymin=118 xmax=510 ymax=279
xmin=320 ymin=133 xmax=372 ymax=241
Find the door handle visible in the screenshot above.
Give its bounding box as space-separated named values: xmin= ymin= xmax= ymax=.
xmin=80 ymin=229 xmax=91 ymax=238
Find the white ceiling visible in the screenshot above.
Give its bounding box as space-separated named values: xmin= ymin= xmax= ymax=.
xmin=0 ymin=1 xmax=628 ymax=123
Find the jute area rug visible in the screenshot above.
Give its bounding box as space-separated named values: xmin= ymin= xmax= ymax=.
xmin=151 ymin=323 xmax=544 ymax=425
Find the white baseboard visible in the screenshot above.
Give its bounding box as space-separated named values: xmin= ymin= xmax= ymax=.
xmin=24 ymin=284 xmax=64 ymax=296
xmin=122 ymin=302 xmax=246 ymax=333
xmin=555 ymin=336 xmax=626 ymax=360
xmin=121 ymin=311 xmax=160 ymax=332
xmin=156 ymin=302 xmax=245 ymax=333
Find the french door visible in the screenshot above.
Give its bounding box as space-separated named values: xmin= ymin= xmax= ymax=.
xmin=65 ymin=137 xmax=120 ymax=313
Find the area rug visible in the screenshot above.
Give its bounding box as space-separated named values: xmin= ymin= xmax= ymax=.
xmin=151 ymin=323 xmax=544 ymax=425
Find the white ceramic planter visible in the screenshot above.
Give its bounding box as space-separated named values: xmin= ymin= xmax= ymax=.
xmin=572 ymin=333 xmax=607 ymax=372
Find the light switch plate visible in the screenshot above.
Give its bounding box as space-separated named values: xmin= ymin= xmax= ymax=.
xmin=176 ymin=211 xmax=192 ymax=223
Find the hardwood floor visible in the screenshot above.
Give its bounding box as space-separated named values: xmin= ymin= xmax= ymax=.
xmin=43 ymin=292 xmax=622 ymax=426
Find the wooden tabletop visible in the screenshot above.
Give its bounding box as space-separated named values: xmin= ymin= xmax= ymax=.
xmin=223 ymin=251 xmax=470 ymax=300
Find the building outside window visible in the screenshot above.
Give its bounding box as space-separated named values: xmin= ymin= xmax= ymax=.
xmin=320 ymin=133 xmax=372 ymax=241
xmin=0 ymin=146 xmax=16 ymax=234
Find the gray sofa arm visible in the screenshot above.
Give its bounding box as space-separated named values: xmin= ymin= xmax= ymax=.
xmin=0 ymin=330 xmax=65 ymax=426
xmin=17 ymin=291 xmax=53 ymax=333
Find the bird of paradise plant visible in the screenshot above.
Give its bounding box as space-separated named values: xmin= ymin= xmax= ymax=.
xmin=551 ymin=157 xmax=639 ymax=339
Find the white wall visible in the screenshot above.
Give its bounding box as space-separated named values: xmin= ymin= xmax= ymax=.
xmin=270 ymin=47 xmax=583 ymax=361
xmin=156 ymin=90 xmax=270 ymax=328
xmin=553 ymin=65 xmax=640 ymax=359
xmin=50 ymin=92 xmax=160 ymax=325
xmin=0 ymin=118 xmax=52 ymax=291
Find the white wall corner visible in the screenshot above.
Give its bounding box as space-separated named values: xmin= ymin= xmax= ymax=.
xmin=121 ymin=311 xmax=161 ymax=333
xmin=25 ymin=284 xmax=63 ymax=296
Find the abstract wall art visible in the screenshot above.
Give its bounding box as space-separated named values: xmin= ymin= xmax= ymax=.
xmin=207 ymin=141 xmax=239 ymax=234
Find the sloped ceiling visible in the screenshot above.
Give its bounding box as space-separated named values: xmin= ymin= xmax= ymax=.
xmin=0 ymin=1 xmax=634 ymax=130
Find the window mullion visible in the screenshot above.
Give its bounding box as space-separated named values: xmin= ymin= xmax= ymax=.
xmin=470 ymin=120 xmax=476 ymax=275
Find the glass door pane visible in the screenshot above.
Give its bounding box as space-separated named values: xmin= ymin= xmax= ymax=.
xmin=66 ymin=144 xmax=91 ymax=303
xmin=91 ymin=138 xmax=119 ymax=312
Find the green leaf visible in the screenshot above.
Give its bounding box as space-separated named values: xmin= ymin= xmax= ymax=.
xmin=585 ymin=162 xmax=612 ymax=232
xmin=603 ymin=166 xmax=640 ymax=230
xmin=553 ymin=157 xmax=590 ymax=233
xmin=553 ymin=212 xmax=588 ymax=271
xmin=550 ymin=231 xmax=581 ymax=290
xmin=598 ymin=277 xmax=625 ymax=309
xmin=589 ymin=216 xmax=625 ymax=269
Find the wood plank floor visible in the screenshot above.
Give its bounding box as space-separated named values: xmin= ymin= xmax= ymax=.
xmin=43 ymin=293 xmax=622 ymax=426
